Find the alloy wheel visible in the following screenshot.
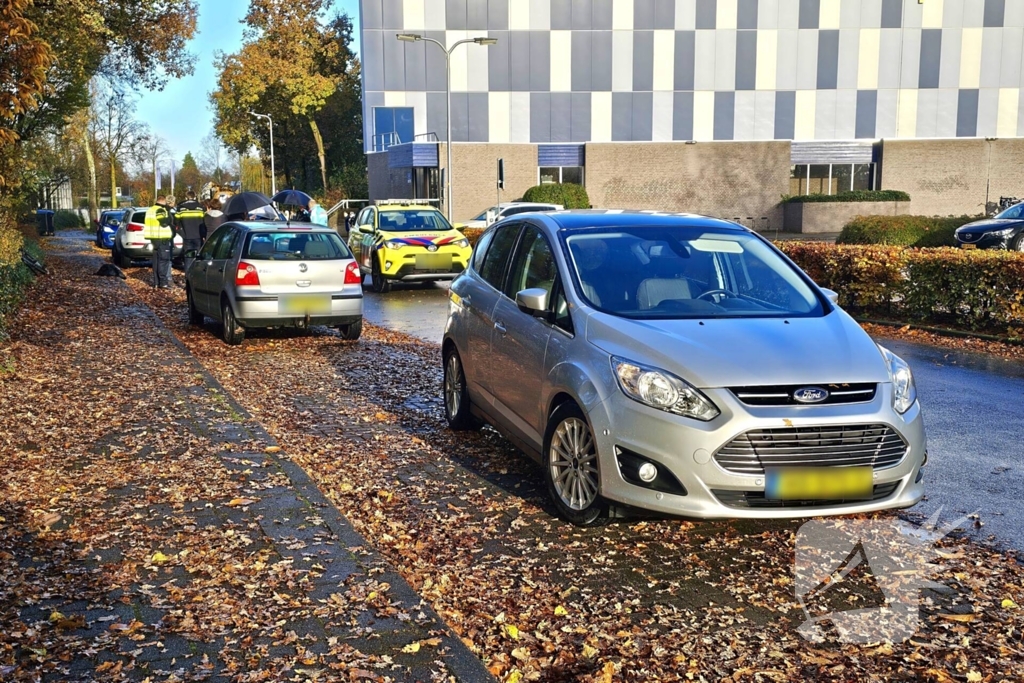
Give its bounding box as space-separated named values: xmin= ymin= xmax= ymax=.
xmin=444 ymin=353 xmax=462 ymax=420
xmin=549 ymin=417 xmax=599 ymax=510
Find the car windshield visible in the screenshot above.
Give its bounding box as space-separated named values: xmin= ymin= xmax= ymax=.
xmin=378 ymin=209 xmax=451 ymax=232
xmin=995 ymin=203 xmax=1024 ymax=220
xmin=244 ymin=231 xmax=350 ymax=260
xmin=564 ymin=225 xmax=824 ymax=319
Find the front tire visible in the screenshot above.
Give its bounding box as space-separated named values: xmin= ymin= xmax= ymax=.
xmin=221 ymin=299 xmax=245 ymax=345
xmin=443 ymin=348 xmax=481 ymax=431
xmin=186 ymin=286 xmax=204 ymax=326
xmin=544 ymin=402 xmax=604 ymax=527
xmin=1010 ymin=233 xmax=1024 ymax=252
xmin=338 ymin=319 xmax=362 ymax=341
xmin=371 ymin=256 xmax=392 ymax=293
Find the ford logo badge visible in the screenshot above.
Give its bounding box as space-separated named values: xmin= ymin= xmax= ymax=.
xmin=793 ymin=386 xmax=829 ymax=404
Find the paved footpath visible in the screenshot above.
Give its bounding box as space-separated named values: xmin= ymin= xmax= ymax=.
xmin=0 ymin=231 xmax=491 ymax=681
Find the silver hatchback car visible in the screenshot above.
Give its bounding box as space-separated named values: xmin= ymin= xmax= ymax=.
xmin=442 ymin=211 xmax=925 ymax=525
xmin=185 ymin=222 xmax=363 ymax=345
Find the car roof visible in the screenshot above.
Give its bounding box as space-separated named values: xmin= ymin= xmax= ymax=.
xmin=375 ymin=202 xmax=439 ymax=211
xmin=224 ymin=220 xmax=339 ymax=233
xmin=537 ymin=209 xmax=749 ymax=232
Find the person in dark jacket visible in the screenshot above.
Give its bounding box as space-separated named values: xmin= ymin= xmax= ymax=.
xmin=203 ymin=199 xmax=225 ymax=236
xmin=175 ymin=190 xmax=206 ymax=272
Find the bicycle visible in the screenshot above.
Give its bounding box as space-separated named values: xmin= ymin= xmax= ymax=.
xmin=20 ymin=248 xmax=48 ymax=276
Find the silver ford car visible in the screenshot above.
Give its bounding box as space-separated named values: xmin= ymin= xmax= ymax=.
xmin=185 ymin=222 xmax=363 ymax=345
xmin=442 ymin=211 xmax=925 ymax=525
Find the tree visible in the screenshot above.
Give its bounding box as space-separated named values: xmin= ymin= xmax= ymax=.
xmin=211 ymin=1 xmax=360 ymax=193
xmin=93 ymin=83 xmax=146 ymax=206
xmin=198 ymin=132 xmax=228 ymax=183
xmin=177 ymin=152 xmax=201 ymax=193
xmin=135 ymin=135 xmax=171 ymax=201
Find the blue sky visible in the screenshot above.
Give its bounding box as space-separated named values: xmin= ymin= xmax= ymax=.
xmin=136 ymin=0 xmax=361 ymax=164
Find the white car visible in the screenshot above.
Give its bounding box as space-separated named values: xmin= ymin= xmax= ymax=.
xmin=112 ymin=207 xmax=184 ymax=267
xmin=463 ymin=202 xmax=563 ymax=229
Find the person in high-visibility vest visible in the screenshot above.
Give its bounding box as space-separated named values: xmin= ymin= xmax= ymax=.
xmin=144 ymin=196 xmax=177 ymax=289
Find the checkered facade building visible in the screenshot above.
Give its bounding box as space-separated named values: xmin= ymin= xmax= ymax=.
xmin=360 ymin=0 xmax=1024 ymax=151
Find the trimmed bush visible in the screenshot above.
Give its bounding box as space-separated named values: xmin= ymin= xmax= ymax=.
xmin=0 ymin=222 xmax=37 ymax=341
xmin=777 ymin=242 xmax=1024 ymax=335
xmin=782 ymin=190 xmax=910 ymax=204
xmin=53 ymin=210 xmax=85 ymax=230
xmin=461 ymin=227 xmax=485 ymax=248
xmin=522 ymin=183 xmax=590 ymax=209
xmin=837 ymin=214 xmax=980 ymax=247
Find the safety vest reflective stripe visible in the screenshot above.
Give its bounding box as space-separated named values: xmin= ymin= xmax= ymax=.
xmin=176 ymin=210 xmax=205 ymax=219
xmin=143 ymin=206 xmax=173 ymax=240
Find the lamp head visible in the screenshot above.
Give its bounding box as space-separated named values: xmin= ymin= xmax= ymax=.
xmin=474 ymin=37 xmax=498 ymax=45
xmin=396 ymin=33 xmax=423 ymax=42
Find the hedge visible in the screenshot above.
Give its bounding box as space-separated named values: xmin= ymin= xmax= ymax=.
xmin=837 ymin=214 xmax=981 ymax=248
xmin=0 ymin=224 xmax=38 ymax=341
xmin=54 ymin=210 xmax=85 ymax=230
xmin=777 ymin=242 xmax=1024 ymax=335
xmin=522 ymin=183 xmax=590 ymax=209
xmin=782 ymin=190 xmax=911 ymax=204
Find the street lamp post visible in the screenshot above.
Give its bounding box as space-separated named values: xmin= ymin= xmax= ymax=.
xmin=248 ymin=111 xmax=276 ymax=196
xmin=396 ymin=33 xmax=497 ymax=222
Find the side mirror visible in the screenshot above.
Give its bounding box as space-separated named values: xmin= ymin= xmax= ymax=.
xmin=516 ymin=288 xmax=549 ymax=317
xmin=184 ymin=249 xmax=199 ymax=259
xmin=359 ymin=225 xmax=373 ymax=234
xmin=820 ymin=287 xmax=839 ymax=305
xmin=452 ymin=222 xmax=466 ymax=229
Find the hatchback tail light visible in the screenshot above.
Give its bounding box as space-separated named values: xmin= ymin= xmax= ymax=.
xmin=236 ymin=262 xmax=260 ymax=286
xmin=344 ymin=261 xmax=361 ymax=284
xmin=126 ymin=223 xmax=143 ymax=232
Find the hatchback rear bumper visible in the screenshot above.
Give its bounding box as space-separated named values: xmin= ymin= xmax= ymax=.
xmin=234 ymin=293 xmax=362 ymax=328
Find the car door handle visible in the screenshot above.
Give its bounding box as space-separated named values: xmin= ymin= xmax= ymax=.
xmin=494 ymin=321 xmax=506 ymax=336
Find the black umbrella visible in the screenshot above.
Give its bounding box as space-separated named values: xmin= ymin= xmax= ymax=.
xmin=272 ymin=189 xmax=313 ymax=207
xmin=222 ymin=191 xmax=274 ymax=219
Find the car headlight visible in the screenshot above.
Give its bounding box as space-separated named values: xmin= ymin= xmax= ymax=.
xmin=878 ymin=344 xmax=917 ymax=414
xmin=455 ymin=238 xmax=470 ymax=248
xmin=612 ymin=357 xmax=719 ymax=421
xmin=385 ymin=240 xmax=404 ymax=250
xmin=993 ymin=227 xmax=1016 ymax=237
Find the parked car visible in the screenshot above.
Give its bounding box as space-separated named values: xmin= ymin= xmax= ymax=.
xmin=442 ymin=211 xmax=925 ymax=525
xmin=462 ymin=202 xmax=564 ymax=229
xmin=184 ymin=222 xmax=363 ymax=345
xmin=348 ymin=201 xmax=472 ymax=293
xmin=955 ymin=202 xmax=1024 ymax=250
xmin=112 ymin=207 xmax=184 ymax=267
xmin=95 ymin=209 xmax=126 ymax=248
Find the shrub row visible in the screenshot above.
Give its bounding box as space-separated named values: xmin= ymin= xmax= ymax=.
xmin=778 ymin=242 xmax=1024 ymax=335
xmin=0 ymin=222 xmax=37 ymax=341
xmin=837 ymin=214 xmax=981 ymax=248
xmin=54 ymin=210 xmax=85 ymax=230
xmin=782 ymin=190 xmax=911 ymax=204
xmin=522 ymin=183 xmax=590 ymax=209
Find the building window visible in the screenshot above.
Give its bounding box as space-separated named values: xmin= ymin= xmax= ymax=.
xmin=539 ymin=166 xmax=584 ymax=185
xmin=373 ymin=107 xmax=414 ymax=152
xmin=789 ymin=163 xmax=875 ymax=196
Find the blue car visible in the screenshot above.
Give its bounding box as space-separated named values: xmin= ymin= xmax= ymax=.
xmin=95 ymin=210 xmax=126 ymax=249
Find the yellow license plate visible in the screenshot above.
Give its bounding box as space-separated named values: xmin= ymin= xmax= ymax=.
xmin=765 ymin=467 xmax=873 ymax=501
xmin=960 ymin=243 xmax=977 ymax=249
xmin=415 ymin=253 xmax=452 ymax=271
xmin=279 ymin=293 xmax=331 ymax=315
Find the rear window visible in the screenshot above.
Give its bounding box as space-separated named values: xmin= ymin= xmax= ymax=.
xmin=244 ymin=231 xmax=351 ymax=260
xmin=132 ymin=211 xmax=146 ymax=223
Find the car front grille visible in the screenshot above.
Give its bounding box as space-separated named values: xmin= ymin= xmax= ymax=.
xmin=958 ymin=232 xmax=981 ymax=242
xmin=711 ymin=482 xmax=900 ymax=509
xmin=730 ymin=383 xmax=877 ymax=407
xmin=713 ymin=424 xmax=908 ymax=475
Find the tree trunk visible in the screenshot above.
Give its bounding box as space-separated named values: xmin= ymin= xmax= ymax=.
xmin=109 ymin=156 xmax=117 ymax=208
xmin=309 ymin=118 xmax=327 ymax=192
xmin=82 ymin=128 xmax=98 ymax=221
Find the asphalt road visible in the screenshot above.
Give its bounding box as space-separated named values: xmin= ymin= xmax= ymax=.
xmin=361 ymin=282 xmax=1024 ymax=551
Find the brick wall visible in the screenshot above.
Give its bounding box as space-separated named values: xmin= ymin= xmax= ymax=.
xmin=879 ymin=138 xmax=1024 ymax=217
xmin=584 ymin=141 xmax=791 ymax=231
xmin=366 ymin=152 xmax=414 ymax=202
xmin=439 ymin=143 xmax=539 ymax=223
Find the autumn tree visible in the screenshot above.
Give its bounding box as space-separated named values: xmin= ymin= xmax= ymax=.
xmin=177 ymin=152 xmax=201 ymax=193
xmin=92 ymin=84 xmax=146 ymax=207
xmin=211 ymin=0 xmax=360 ymax=193
xmin=198 ymin=132 xmax=229 ymax=183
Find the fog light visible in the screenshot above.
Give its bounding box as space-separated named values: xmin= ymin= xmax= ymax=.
xmin=385 ymin=261 xmax=393 ymax=269
xmin=638 ymin=462 xmax=658 ymax=482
